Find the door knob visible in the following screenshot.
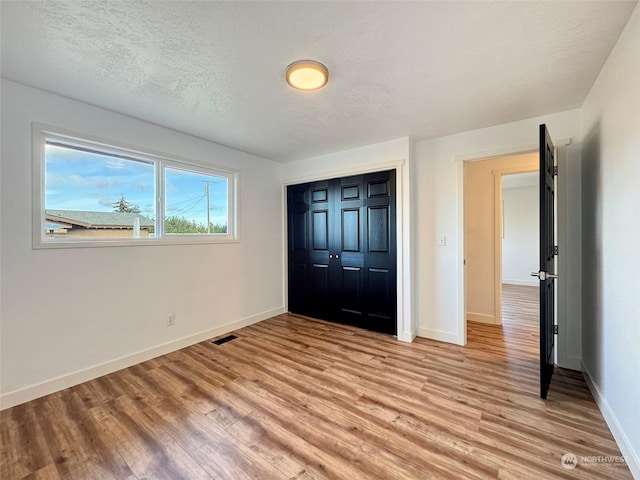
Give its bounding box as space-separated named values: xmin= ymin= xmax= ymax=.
xmin=336 ymin=254 xmax=340 ymax=259
xmin=530 ymin=271 xmax=558 ymax=281
xmin=329 ymin=254 xmax=333 ymax=259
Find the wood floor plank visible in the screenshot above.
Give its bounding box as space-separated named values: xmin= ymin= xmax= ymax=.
xmin=148 ymin=395 xmax=288 ymax=480
xmin=0 ymin=402 xmax=53 ymax=479
xmin=225 ymin=413 xmax=310 ymax=478
xmin=33 ymin=392 xmax=133 ymax=480
xmin=19 ymin=464 xmax=62 ymax=480
xmin=93 ymin=394 xmax=213 ymax=480
xmin=1 ymin=284 xmax=632 ymax=479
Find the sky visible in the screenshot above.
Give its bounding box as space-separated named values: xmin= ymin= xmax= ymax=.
xmin=45 ymin=143 xmax=228 ymax=227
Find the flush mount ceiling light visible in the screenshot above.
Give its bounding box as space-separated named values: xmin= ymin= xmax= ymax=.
xmin=285 ymin=60 xmax=329 ymax=91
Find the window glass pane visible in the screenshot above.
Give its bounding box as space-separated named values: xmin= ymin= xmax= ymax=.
xmin=44 ymin=141 xmax=156 ymax=240
xmin=165 ymin=167 xmax=228 ymax=235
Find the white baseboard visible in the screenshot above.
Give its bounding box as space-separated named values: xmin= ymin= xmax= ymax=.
xmin=582 ymin=362 xmax=640 ymax=479
xmin=0 ymin=306 xmax=285 ymax=411
xmin=502 ymin=279 xmax=539 ymax=287
xmin=466 ymin=312 xmax=496 ymax=324
xmin=397 ymin=330 xmax=417 ymax=343
xmin=417 ymin=327 xmax=460 ymax=345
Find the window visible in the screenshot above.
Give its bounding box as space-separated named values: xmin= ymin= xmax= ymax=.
xmin=33 ymin=124 xmax=238 ymax=248
xmin=165 ymin=167 xmax=229 ymax=235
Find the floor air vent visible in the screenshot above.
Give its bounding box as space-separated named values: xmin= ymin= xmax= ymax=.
xmin=212 ymin=335 xmax=237 ymax=345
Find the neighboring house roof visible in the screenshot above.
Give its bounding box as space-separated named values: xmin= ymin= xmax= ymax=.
xmin=45 ymin=210 xmax=154 ymax=229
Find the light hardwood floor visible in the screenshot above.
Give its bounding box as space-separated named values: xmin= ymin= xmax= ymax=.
xmin=1 ymin=288 xmax=632 ymax=479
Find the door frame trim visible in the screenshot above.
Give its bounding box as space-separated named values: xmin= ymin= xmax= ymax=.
xmin=283 ymin=159 xmax=413 ymax=342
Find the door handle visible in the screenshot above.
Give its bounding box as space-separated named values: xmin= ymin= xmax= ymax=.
xmin=335 ymin=254 xmax=340 ymax=259
xmin=329 ymin=254 xmax=333 ymax=259
xmin=530 ymin=271 xmax=558 ymax=281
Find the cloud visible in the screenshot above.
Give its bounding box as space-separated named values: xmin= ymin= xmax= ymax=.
xmin=165 ymin=184 xmax=179 ymax=194
xmin=141 ymin=203 xmax=155 ymax=216
xmin=104 ymin=159 xmax=126 ymax=169
xmin=69 ymin=175 xmax=88 ymax=186
xmin=46 ymin=173 xmax=88 ymax=187
xmin=95 ymin=179 xmax=120 ymax=189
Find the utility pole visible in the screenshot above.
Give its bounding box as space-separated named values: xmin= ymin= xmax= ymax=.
xmin=202 ymin=180 xmax=215 ymax=233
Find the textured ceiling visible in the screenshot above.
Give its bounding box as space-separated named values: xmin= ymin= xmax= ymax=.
xmin=1 ymin=1 xmax=637 ymax=162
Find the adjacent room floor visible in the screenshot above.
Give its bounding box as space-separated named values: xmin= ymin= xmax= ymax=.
xmin=1 ymin=302 xmax=631 ymax=479
xmin=471 ymin=283 xmax=541 ymax=360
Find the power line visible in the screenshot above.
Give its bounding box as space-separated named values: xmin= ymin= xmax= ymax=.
xmin=168 ymin=195 xmax=205 ymax=216
xmin=167 ymin=193 xmax=206 ymax=207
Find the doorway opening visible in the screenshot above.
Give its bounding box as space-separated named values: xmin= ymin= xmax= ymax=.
xmin=500 ymin=171 xmax=540 ymax=359
xmin=464 ymin=153 xmax=540 ymax=359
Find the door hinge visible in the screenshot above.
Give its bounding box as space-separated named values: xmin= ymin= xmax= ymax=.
xmin=553 ymin=165 xmax=558 ymax=176
xmin=554 ymin=245 xmax=559 ymax=255
xmin=554 ymin=325 xmax=559 ymax=335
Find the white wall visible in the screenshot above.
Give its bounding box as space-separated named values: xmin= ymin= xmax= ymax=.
xmin=414 ymin=109 xmax=582 ymax=357
xmin=580 ymin=4 xmax=640 ymax=477
xmin=0 ymin=80 xmax=285 ymax=409
xmin=283 ymin=137 xmax=411 ymax=181
xmin=556 ymin=145 xmax=583 ymax=370
xmin=502 ymin=185 xmax=538 ymax=286
xmin=282 ymin=137 xmax=415 ymax=342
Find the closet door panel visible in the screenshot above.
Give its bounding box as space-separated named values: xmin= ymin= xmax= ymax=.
xmin=308 ymin=180 xmax=332 ymax=315
xmin=341 ymin=208 xmax=360 ymax=252
xmin=312 ymin=210 xmax=329 ymax=251
xmin=309 ymin=263 xmax=330 ymax=315
xmin=363 ymin=170 xmax=397 ymax=332
xmin=340 ymin=266 xmax=363 ymax=317
xmin=335 ymin=175 xmax=365 ymax=325
xmin=367 ymin=205 xmax=389 ymax=253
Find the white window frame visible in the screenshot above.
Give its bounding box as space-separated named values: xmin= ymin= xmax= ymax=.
xmin=33 ymin=123 xmax=239 ymax=249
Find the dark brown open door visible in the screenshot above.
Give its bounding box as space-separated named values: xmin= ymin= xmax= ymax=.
xmin=535 ymin=124 xmax=557 ymax=399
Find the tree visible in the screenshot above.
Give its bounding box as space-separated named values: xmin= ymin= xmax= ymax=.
xmin=164 ymin=216 xmax=204 ymax=233
xmin=164 ymin=215 xmax=227 ymax=234
xmin=113 ymin=194 xmax=140 ymax=213
xmin=209 ymin=222 xmax=227 ymax=234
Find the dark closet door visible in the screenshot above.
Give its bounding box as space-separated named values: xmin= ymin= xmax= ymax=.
xmin=287 ymin=170 xmax=396 ymax=335
xmin=287 ymin=180 xmax=332 ymax=317
xmin=287 ymin=183 xmax=311 ymax=315
xmin=307 ymin=179 xmax=333 ymax=318
xmin=335 ymin=174 xmax=366 ymax=327
xmin=362 ymin=170 xmax=396 ymax=334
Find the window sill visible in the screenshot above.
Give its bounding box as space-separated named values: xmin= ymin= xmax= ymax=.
xmin=33 ymin=235 xmax=240 ymax=250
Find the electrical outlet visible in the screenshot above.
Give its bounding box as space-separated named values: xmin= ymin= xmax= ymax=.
xmin=167 ymin=313 xmax=176 ymax=326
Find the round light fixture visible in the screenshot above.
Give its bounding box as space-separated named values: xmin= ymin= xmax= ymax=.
xmin=285 ymin=60 xmax=329 ymax=91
